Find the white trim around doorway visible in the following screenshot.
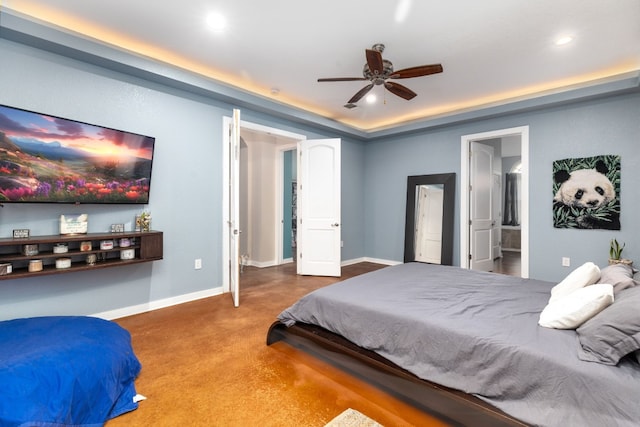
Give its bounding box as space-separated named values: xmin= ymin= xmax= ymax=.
xmin=460 ymin=126 xmax=530 ymax=278
xmin=222 ymin=116 xmax=306 ymax=292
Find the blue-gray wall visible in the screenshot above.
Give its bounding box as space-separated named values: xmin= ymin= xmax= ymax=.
xmin=0 ymin=12 xmax=638 ymax=320
xmin=364 ymin=92 xmax=640 ymax=281
xmin=0 ymin=35 xmax=366 ymax=320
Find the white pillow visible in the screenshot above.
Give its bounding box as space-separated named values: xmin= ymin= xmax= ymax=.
xmin=549 ymin=262 xmax=600 ymax=303
xmin=539 ymin=284 xmax=614 ymax=329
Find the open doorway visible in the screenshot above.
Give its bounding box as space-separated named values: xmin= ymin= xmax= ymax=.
xmin=497 ymin=138 xmax=523 ymax=276
xmin=237 ymin=126 xmax=302 ymax=271
xmin=460 ymin=126 xmax=529 ymax=278
xmin=222 ymin=116 xmax=343 ymax=302
xmin=281 ymin=147 xmax=297 ymax=264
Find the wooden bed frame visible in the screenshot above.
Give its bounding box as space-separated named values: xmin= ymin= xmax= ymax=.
xmin=267 ymin=321 xmax=529 ymax=427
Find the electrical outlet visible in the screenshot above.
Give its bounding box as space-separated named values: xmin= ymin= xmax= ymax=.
xmin=562 ymin=257 xmax=570 ymax=267
xmin=194 ymin=258 xmax=202 ymax=269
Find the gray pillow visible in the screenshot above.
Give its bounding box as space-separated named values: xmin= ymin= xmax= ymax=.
xmin=597 ymin=263 xmax=639 ymax=293
xmin=576 ymin=286 xmax=640 ymax=365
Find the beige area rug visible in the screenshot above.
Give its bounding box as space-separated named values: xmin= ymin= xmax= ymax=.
xmin=325 ymin=408 xmax=384 ymax=427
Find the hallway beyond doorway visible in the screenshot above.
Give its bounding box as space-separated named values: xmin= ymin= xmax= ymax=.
xmin=493 ymin=251 xmax=521 ymax=277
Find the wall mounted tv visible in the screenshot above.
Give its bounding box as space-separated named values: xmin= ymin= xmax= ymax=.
xmin=0 ymin=104 xmax=155 ymax=204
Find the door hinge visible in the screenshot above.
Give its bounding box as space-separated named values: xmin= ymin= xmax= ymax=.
xmin=469 ymin=254 xmax=472 ymax=260
xmin=299 ymin=252 xmax=302 ymax=259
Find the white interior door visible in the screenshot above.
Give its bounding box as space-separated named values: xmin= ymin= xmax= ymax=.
xmin=415 ymin=185 xmax=443 ymax=264
xmin=470 ymin=142 xmax=494 ymax=271
xmin=229 ymin=109 xmax=240 ymax=307
xmin=297 ymin=138 xmax=341 ymax=277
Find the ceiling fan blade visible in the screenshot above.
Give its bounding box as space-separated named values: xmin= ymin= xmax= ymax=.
xmin=348 ymin=83 xmax=375 ymax=103
xmin=318 ymin=77 xmax=367 ymax=82
xmin=390 ymin=64 xmax=443 ymax=79
xmin=365 ymin=49 xmax=384 ymax=75
xmin=384 ymin=81 xmax=417 ymax=100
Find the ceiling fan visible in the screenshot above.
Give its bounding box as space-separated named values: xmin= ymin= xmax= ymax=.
xmin=317 ymin=43 xmax=443 ymax=108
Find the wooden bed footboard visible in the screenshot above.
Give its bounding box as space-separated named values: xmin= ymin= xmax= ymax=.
xmin=267 ymin=321 xmax=529 ymax=427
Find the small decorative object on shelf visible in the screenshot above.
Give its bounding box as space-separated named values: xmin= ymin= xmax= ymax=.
xmin=28 ymin=259 xmax=43 ymax=272
xmin=60 ymin=214 xmax=88 ymax=235
xmin=0 ymin=263 xmax=12 ymax=275
xmin=135 ymin=211 xmax=151 ymax=232
xmin=22 ymin=244 xmax=39 ymax=256
xmin=86 ymin=254 xmax=97 ymax=265
xmin=100 ymin=240 xmax=114 ymax=250
xmin=12 ymin=229 xmax=30 ymax=239
xmin=120 ymin=249 xmax=135 ymax=260
xmin=111 ymin=223 xmax=125 ymax=233
xmin=55 ymin=258 xmax=71 ymax=269
xmin=53 ymin=243 xmax=68 ymax=254
xmin=80 ymin=241 xmax=92 ymax=252
xmin=609 ymin=238 xmax=632 ymax=266
xmin=119 ymin=237 xmax=131 ymax=248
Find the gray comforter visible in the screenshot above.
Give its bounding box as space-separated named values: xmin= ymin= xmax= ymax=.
xmin=278 ymin=263 xmax=640 ymax=427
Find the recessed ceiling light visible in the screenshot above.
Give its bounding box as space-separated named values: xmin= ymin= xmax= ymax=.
xmin=206 ymin=12 xmax=227 ymax=32
xmin=555 ymin=35 xmax=574 ymax=46
xmin=395 ymin=0 xmax=413 ymax=23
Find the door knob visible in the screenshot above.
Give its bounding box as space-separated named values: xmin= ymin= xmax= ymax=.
xmin=331 ymin=223 xmax=340 ymax=227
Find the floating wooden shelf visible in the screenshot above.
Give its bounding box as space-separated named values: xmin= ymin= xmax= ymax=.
xmin=0 ymin=231 xmax=163 ymax=280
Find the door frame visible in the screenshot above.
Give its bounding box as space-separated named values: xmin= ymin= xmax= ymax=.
xmin=460 ymin=126 xmax=529 ymax=278
xmin=276 ymin=143 xmax=298 ymax=265
xmin=222 ymin=116 xmax=305 ymax=293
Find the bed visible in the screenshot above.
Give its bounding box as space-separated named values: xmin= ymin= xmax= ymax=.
xmin=0 ymin=316 xmax=142 ymax=427
xmin=267 ymin=262 xmax=640 ymax=427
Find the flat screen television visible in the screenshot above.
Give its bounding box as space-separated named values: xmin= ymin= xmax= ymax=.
xmin=0 ymin=104 xmax=155 ymax=204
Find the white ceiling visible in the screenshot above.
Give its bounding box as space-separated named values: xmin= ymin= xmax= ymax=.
xmin=4 ymin=0 xmax=640 ymax=132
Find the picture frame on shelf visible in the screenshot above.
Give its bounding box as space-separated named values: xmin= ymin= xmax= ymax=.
xmin=60 ymin=214 xmax=88 ymax=235
xmin=12 ymin=229 xmax=30 ymax=239
xmin=111 ymin=223 xmax=125 ymax=233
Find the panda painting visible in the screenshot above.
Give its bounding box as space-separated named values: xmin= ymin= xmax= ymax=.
xmin=552 ymin=155 xmax=621 ymax=230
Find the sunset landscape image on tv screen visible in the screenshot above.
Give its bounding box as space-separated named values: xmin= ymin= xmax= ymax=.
xmin=0 ymin=104 xmax=155 ymax=204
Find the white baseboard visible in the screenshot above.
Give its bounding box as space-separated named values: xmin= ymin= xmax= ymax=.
xmin=95 ymin=258 xmax=399 ymax=320
xmin=92 ymin=286 xmax=224 ymax=320
xmin=342 ymin=257 xmax=400 ymax=266
xmin=247 ymin=259 xmax=279 ymax=268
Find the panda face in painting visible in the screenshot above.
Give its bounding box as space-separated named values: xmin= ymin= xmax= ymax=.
xmin=553 ymin=160 xmax=616 ymax=209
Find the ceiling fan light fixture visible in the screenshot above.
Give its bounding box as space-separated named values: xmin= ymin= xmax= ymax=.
xmin=555 ymin=35 xmax=574 ymax=46
xmin=366 ymin=94 xmax=377 ymax=104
